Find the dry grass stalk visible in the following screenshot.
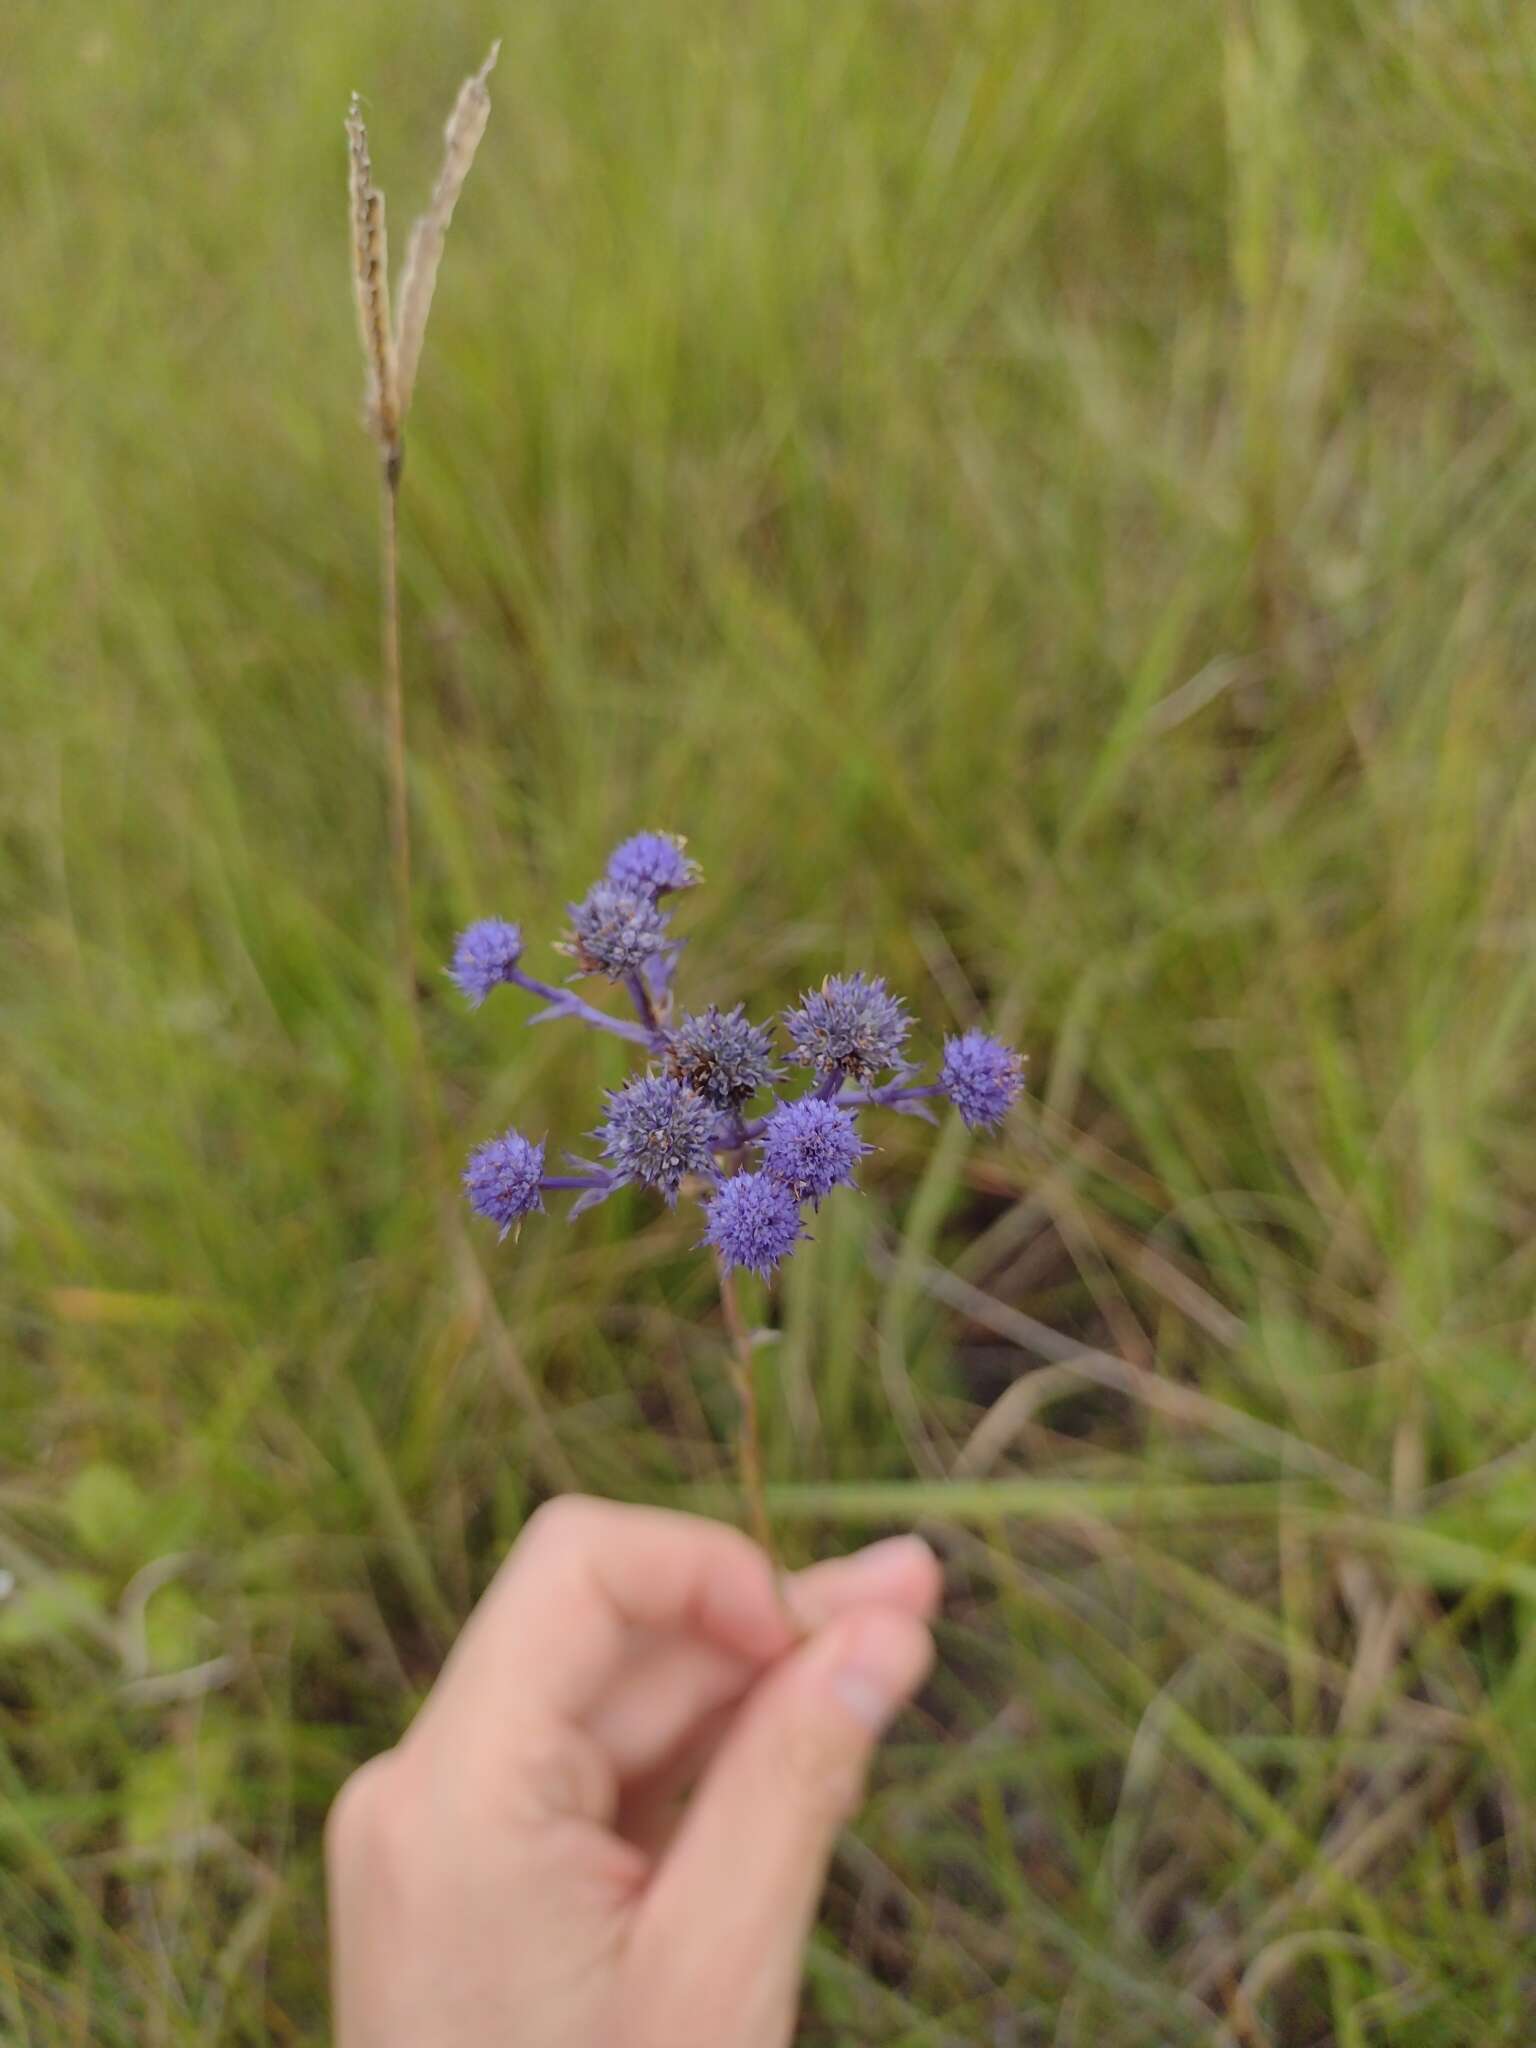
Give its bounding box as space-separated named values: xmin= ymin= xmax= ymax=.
xmin=343 ymin=50 xmax=497 ymax=1007
xmin=345 ymin=96 xmax=401 ymax=477
xmin=395 ymin=41 xmax=501 ymax=415
xmin=341 ymin=54 xmax=567 ymax=1492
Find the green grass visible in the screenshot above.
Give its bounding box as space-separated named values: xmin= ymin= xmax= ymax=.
xmin=7 ymin=0 xmax=1536 ymax=2038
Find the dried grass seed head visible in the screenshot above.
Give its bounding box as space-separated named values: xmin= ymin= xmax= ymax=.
xmin=394 ymin=41 xmax=500 ymax=414
xmin=345 ymin=95 xmax=401 ymax=466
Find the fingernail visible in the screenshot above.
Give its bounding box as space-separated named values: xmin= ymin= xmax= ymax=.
xmin=831 ymin=1669 xmax=905 ymax=1732
xmin=786 ymin=1534 xmax=943 ymax=1635
xmin=843 ymin=1534 xmax=936 ymax=1586
xmin=828 ymin=1611 xmax=934 ymax=1733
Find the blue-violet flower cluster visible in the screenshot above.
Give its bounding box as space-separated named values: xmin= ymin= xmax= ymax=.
xmin=455 ymin=832 xmax=1025 ymax=1276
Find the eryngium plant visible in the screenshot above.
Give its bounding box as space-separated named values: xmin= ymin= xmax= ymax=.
xmin=452 ymin=832 xmax=1025 ymax=1553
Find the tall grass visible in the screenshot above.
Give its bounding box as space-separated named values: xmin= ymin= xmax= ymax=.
xmin=5 ymin=1 xmax=1536 ymax=2040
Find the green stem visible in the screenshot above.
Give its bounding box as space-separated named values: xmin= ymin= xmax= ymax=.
xmin=716 ymin=1258 xmax=777 ymax=1567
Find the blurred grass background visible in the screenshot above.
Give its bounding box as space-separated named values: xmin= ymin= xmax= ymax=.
xmin=6 ymin=0 xmax=1536 ymax=2039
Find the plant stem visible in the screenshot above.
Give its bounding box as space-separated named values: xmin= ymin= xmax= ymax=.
xmin=840 ymin=1080 xmax=944 ymax=1110
xmin=510 ymin=969 xmax=654 ymax=1046
xmin=379 ymin=464 xmax=413 ymax=1007
xmin=715 ymin=1255 xmax=776 ymax=1565
xmin=372 ymin=460 xmax=574 ymax=1494
xmin=625 ymin=969 xmax=664 ymax=1043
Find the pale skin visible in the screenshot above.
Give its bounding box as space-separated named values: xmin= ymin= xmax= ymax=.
xmin=327 ymin=1497 xmax=941 ymax=2048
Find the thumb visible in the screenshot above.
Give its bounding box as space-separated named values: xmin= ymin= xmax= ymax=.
xmin=629 ymin=1606 xmax=934 ymax=2048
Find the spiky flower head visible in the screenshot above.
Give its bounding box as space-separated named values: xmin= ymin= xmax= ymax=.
xmin=606 ymin=830 xmax=701 ymax=898
xmin=702 ymin=1172 xmax=805 ymax=1279
xmin=666 ymin=1004 xmax=778 ymax=1111
xmin=448 ymin=918 xmax=524 ymax=1007
xmin=597 ymin=1074 xmax=717 ymax=1204
xmin=463 ymin=1130 xmax=545 ymax=1238
xmin=783 ymin=973 xmax=911 ymax=1085
xmin=561 ymin=881 xmax=671 ymax=981
xmin=939 ymin=1030 xmax=1025 ymax=1129
xmin=760 ymin=1097 xmax=869 ymax=1207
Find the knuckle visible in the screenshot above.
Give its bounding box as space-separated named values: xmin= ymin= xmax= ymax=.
xmin=499 ymin=1715 xmax=615 ymax=1825
xmin=519 ymin=1492 xmax=602 ymax=1552
xmin=325 ymin=1749 xmax=407 ymax=1868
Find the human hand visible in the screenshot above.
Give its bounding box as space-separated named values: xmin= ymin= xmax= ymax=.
xmin=327 ymin=1497 xmax=940 ymax=2047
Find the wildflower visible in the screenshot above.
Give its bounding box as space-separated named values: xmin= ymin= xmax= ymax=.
xmin=702 ymin=1172 xmax=805 ymax=1278
xmin=561 ymin=881 xmax=671 ymax=981
xmin=760 ymin=1097 xmax=868 ymax=1206
xmin=455 ymin=834 xmax=1025 ymax=1270
xmin=939 ymin=1030 xmax=1025 ymax=1129
xmin=606 ymin=830 xmax=701 ymax=898
xmin=463 ymin=1130 xmax=545 ymax=1238
xmin=447 ymin=918 xmax=524 ymax=1007
xmin=783 ymin=973 xmax=911 ymax=1085
xmin=667 ymin=1004 xmax=778 ymax=1111
xmin=597 ymin=1074 xmax=717 ymax=1203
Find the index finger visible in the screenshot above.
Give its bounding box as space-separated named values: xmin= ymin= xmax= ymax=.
xmin=418 ymin=1497 xmax=796 ymax=1739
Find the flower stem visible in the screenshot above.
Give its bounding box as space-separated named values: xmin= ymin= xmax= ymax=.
xmin=840 ymin=1080 xmax=944 ymax=1110
xmin=625 ymin=969 xmax=664 ymax=1044
xmin=509 ymin=969 xmax=654 ymax=1046
xmin=715 ymin=1255 xmax=776 ymax=1566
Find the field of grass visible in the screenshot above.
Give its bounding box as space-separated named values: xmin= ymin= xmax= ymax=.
xmin=7 ymin=0 xmax=1536 ymax=2039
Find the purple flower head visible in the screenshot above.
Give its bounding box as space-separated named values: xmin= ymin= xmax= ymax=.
xmin=597 ymin=1073 xmax=717 ymax=1204
xmin=560 ymin=881 xmax=671 ymax=981
xmin=452 ymin=835 xmax=1027 ymax=1310
xmin=939 ymin=1030 xmax=1025 ymax=1129
xmin=448 ymin=919 xmax=524 ymax=1007
xmin=666 ymin=1004 xmax=779 ymax=1111
xmin=702 ymin=1172 xmax=805 ymax=1279
xmin=783 ymin=973 xmax=911 ymax=1085
xmin=606 ymin=830 xmax=702 ymax=898
xmin=761 ymin=1097 xmax=869 ymax=1207
xmin=463 ymin=1130 xmax=546 ymax=1239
